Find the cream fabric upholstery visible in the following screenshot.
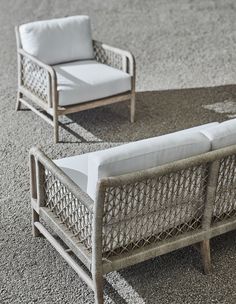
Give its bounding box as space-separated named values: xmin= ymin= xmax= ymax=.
xmin=87 ymin=132 xmax=211 ymax=200
xmin=200 ymin=119 xmax=236 ymax=150
xmin=174 ymin=122 xmax=219 ymax=135
xmin=54 ymin=153 xmax=91 ymax=193
xmin=54 ymin=122 xmax=219 ymax=200
xmin=53 ymin=60 xmax=131 ymax=106
xmin=19 ymin=16 xmax=94 ymax=65
xmin=200 ymin=119 xmax=236 ymax=218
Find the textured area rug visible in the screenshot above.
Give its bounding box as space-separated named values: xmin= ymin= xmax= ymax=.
xmin=1 ymin=1 xmax=236 ymax=303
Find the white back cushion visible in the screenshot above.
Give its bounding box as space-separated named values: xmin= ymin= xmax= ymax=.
xmin=19 ymin=16 xmax=94 ymax=65
xmin=54 ymin=153 xmax=90 ymax=193
xmin=87 ymin=131 xmax=211 ymax=200
xmin=174 ymin=122 xmax=219 ymax=135
xmin=200 ymin=119 xmax=236 ymax=150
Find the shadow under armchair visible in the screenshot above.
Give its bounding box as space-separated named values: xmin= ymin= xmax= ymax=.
xmin=56 ymin=84 xmax=236 ymax=143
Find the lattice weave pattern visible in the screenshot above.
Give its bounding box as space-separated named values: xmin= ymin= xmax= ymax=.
xmin=93 ymin=41 xmax=123 ymax=71
xmin=44 ymin=169 xmax=93 ymax=251
xmin=21 ymin=56 xmax=49 ymax=103
xmin=213 ymin=155 xmax=236 ymax=223
xmin=102 ymin=164 xmax=208 ymax=258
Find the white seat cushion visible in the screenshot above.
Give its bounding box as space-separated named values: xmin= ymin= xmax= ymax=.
xmin=53 ymin=60 xmax=131 ymax=106
xmin=200 ymin=118 xmax=236 ymax=150
xmin=19 ymin=16 xmax=94 ymax=65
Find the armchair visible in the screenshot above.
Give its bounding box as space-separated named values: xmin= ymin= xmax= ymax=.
xmin=15 ymin=16 xmax=135 ymax=143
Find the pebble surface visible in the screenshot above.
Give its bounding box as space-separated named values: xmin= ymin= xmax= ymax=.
xmin=1 ymin=1 xmax=236 ymax=303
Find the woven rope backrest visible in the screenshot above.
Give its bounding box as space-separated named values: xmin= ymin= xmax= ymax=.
xmin=212 ymin=154 xmax=236 ymax=224
xmin=101 ymin=163 xmax=208 ymax=258
xmin=44 ymin=169 xmax=93 ymax=251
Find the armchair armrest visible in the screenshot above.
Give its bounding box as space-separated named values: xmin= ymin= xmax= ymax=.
xmin=18 ymin=48 xmax=55 ymax=76
xmin=30 ymin=147 xmax=94 ymax=250
xmin=93 ymin=40 xmax=135 ymax=78
xmin=17 ymin=48 xmax=57 ymax=108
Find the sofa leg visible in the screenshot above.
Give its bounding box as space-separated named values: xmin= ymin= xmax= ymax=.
xmin=53 ymin=113 xmax=59 ymax=144
xmin=130 ymin=93 xmax=135 ymax=123
xmin=16 ymin=91 xmax=22 ymax=111
xmin=93 ymin=274 xmax=104 ymax=304
xmin=32 ymin=209 xmax=41 ymax=237
xmin=200 ymin=240 xmax=212 ymax=274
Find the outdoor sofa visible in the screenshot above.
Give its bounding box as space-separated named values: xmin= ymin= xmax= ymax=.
xmin=15 ymin=16 xmax=135 ymax=143
xmin=30 ymin=118 xmax=236 ymax=303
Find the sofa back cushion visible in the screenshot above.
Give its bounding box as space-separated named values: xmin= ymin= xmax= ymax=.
xmin=19 ymin=16 xmax=94 ymax=65
xmin=87 ymin=131 xmax=212 ymax=200
xmin=173 ymin=122 xmax=219 ymax=135
xmin=54 ymin=153 xmax=90 ymax=193
xmin=200 ymin=119 xmax=236 ymax=150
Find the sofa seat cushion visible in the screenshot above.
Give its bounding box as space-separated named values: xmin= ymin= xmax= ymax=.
xmin=200 ymin=118 xmax=236 ymax=150
xmin=53 ymin=153 xmax=90 ymax=193
xmin=53 ymin=60 xmax=131 ymax=106
xmin=19 ymin=16 xmax=94 ymax=65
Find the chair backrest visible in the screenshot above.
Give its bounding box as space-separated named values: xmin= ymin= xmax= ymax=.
xmin=18 ymin=16 xmax=94 ymax=65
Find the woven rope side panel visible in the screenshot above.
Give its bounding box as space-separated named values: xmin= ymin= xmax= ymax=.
xmin=212 ymin=154 xmax=236 ymax=223
xmin=44 ymin=169 xmax=93 ymax=251
xmin=102 ymin=164 xmax=208 ymax=258
xmin=93 ymin=41 xmax=123 ymax=70
xmin=21 ymin=57 xmax=49 ymax=103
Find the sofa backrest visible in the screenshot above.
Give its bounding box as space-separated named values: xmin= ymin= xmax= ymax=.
xmin=19 ymin=16 xmax=94 ymax=65
xmin=87 ymin=125 xmax=216 ymax=200
xmin=89 ymin=119 xmax=236 ymax=255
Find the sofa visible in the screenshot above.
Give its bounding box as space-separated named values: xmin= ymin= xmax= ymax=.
xmin=30 ymin=119 xmax=236 ymax=304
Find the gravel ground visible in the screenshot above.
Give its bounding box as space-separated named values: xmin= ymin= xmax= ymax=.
xmin=1 ymin=0 xmax=236 ymax=303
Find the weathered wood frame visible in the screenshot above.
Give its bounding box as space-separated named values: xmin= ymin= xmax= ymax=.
xmin=15 ymin=26 xmax=136 ymax=143
xmin=30 ymin=145 xmax=236 ymax=304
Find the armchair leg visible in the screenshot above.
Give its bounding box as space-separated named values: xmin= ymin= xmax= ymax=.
xmin=32 ymin=208 xmax=41 ymax=237
xmin=16 ymin=91 xmax=22 ymax=111
xmin=93 ymin=274 xmax=104 ymax=304
xmin=53 ymin=111 xmax=59 ymax=144
xmin=130 ymin=92 xmax=135 ymax=123
xmin=200 ymin=240 xmax=212 ymax=274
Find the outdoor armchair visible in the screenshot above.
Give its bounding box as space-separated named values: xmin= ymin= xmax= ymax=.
xmin=15 ymin=16 xmax=135 ymax=143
